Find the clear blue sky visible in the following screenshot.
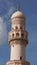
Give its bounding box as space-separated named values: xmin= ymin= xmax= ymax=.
xmin=0 ymin=0 xmax=37 ymax=65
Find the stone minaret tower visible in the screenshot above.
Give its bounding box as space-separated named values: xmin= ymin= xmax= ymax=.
xmin=6 ymin=6 xmax=30 ymax=65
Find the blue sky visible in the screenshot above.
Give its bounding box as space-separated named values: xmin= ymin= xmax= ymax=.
xmin=0 ymin=0 xmax=37 ymax=65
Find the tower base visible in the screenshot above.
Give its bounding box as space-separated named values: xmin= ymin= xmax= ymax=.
xmin=6 ymin=60 xmax=30 ymax=65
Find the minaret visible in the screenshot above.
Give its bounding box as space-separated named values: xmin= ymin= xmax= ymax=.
xmin=6 ymin=6 xmax=30 ymax=65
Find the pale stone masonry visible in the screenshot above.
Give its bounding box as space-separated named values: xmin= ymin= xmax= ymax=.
xmin=6 ymin=7 xmax=30 ymax=65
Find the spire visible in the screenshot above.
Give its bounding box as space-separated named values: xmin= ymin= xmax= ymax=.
xmin=17 ymin=4 xmax=20 ymax=11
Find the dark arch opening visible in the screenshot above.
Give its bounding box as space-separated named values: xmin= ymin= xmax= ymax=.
xmin=20 ymin=26 xmax=22 ymax=29
xmin=20 ymin=56 xmax=22 ymax=60
xmin=16 ymin=26 xmax=18 ymax=29
xmin=12 ymin=34 xmax=14 ymax=37
xmin=21 ymin=33 xmax=24 ymax=37
xmin=16 ymin=33 xmax=19 ymax=37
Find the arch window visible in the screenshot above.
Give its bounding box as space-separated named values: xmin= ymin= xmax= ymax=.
xmin=21 ymin=33 xmax=24 ymax=37
xmin=16 ymin=26 xmax=18 ymax=29
xmin=20 ymin=26 xmax=22 ymax=29
xmin=20 ymin=56 xmax=22 ymax=60
xmin=12 ymin=34 xmax=14 ymax=37
xmin=16 ymin=33 xmax=19 ymax=37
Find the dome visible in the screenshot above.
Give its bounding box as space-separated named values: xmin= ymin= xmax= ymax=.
xmin=11 ymin=11 xmax=25 ymax=19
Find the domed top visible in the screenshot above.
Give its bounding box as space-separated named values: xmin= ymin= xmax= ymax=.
xmin=11 ymin=11 xmax=25 ymax=19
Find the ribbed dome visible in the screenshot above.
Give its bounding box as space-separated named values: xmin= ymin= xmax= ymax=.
xmin=11 ymin=11 xmax=25 ymax=19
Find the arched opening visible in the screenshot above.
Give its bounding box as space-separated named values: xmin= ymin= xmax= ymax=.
xmin=16 ymin=33 xmax=19 ymax=37
xmin=21 ymin=33 xmax=24 ymax=37
xmin=20 ymin=26 xmax=22 ymax=29
xmin=12 ymin=34 xmax=14 ymax=37
xmin=16 ymin=26 xmax=18 ymax=29
xmin=20 ymin=56 xmax=22 ymax=60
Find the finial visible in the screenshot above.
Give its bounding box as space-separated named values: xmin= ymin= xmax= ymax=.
xmin=17 ymin=4 xmax=20 ymax=11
